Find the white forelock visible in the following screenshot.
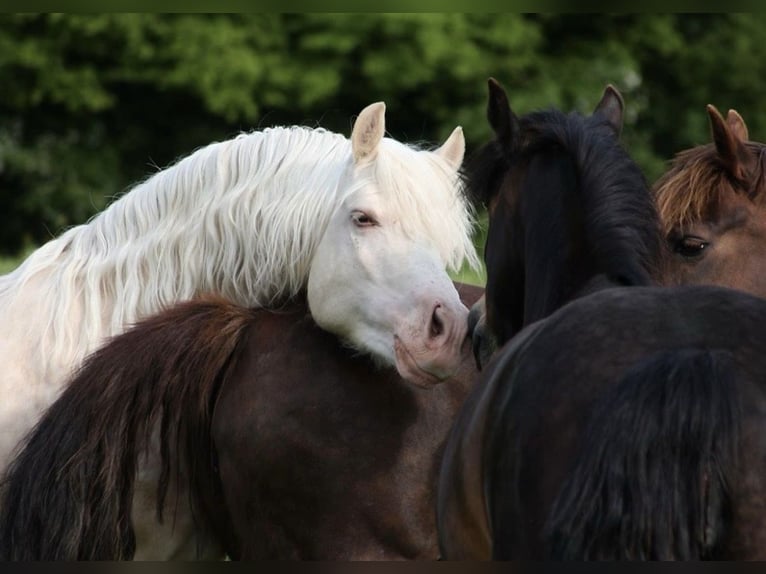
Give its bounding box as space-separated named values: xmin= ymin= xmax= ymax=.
xmin=371 ymin=138 xmax=479 ymax=273
xmin=0 ymin=124 xmax=477 ymax=373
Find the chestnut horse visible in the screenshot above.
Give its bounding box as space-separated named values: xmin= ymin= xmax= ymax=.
xmin=655 ymin=104 xmax=766 ymax=297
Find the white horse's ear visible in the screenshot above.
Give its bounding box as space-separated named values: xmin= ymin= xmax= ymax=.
xmin=436 ymin=126 xmax=465 ymax=170
xmin=352 ymin=102 xmax=386 ymax=163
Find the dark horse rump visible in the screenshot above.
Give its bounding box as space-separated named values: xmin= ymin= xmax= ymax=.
xmin=479 ymin=285 xmax=766 ymax=560
xmin=547 ymin=346 xmax=738 ymax=560
xmin=213 ymin=282 xmax=482 ymax=559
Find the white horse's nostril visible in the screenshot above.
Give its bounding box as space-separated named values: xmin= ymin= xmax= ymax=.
xmin=430 ymin=304 xmax=445 ymax=339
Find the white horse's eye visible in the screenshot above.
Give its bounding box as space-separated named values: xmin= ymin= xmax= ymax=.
xmin=351 ymin=211 xmax=378 ymax=227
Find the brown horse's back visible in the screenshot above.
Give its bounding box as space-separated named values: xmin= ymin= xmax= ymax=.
xmin=212 ymin=283 xmax=482 ymax=559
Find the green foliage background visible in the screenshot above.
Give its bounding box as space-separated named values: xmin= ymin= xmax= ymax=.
xmin=1 ymin=13 xmax=765 ymax=264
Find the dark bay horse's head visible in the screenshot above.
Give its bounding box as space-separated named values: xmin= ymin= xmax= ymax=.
xmin=654 ymin=105 xmax=766 ymax=298
xmin=467 ymin=78 xmax=660 ymax=367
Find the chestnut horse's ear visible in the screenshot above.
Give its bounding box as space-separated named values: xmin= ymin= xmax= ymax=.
xmin=726 ymin=109 xmax=749 ymax=142
xmin=594 ymin=84 xmax=624 ymax=137
xmin=708 ymin=104 xmax=751 ymax=181
xmin=487 ymin=77 xmax=518 ymax=149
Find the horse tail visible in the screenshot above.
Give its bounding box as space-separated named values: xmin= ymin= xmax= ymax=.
xmin=545 ymin=348 xmax=740 ymax=560
xmin=0 ymin=296 xmax=254 ymax=560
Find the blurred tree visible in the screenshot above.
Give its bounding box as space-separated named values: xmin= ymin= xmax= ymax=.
xmin=634 ymin=14 xmax=766 ymax=171
xmin=1 ymin=14 xmax=766 ymax=256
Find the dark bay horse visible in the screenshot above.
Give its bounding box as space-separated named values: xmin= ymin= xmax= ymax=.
xmin=0 ymin=283 xmax=482 ymax=560
xmin=655 ymin=104 xmax=766 ymax=297
xmin=467 ymin=78 xmax=660 ymax=364
xmin=438 ymin=79 xmax=766 ymax=559
xmin=451 ymin=285 xmax=766 ymax=559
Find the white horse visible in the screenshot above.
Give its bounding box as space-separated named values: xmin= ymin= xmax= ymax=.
xmin=0 ymin=102 xmax=478 ymax=559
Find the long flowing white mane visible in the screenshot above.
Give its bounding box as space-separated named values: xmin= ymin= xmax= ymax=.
xmin=0 ymin=124 xmax=477 ymax=375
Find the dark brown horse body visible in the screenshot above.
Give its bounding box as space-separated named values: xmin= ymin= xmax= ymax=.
xmin=214 ymin=283 xmax=482 ymax=559
xmin=460 ymin=285 xmax=766 ymax=559
xmin=0 ymin=283 xmax=482 ymax=560
xmin=438 ymin=80 xmax=766 ymax=560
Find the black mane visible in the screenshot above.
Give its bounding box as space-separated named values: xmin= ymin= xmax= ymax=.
xmin=468 ymin=104 xmax=661 ymax=341
xmin=522 ymin=108 xmax=660 ymax=286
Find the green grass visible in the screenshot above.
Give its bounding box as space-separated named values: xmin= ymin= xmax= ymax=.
xmin=452 ymin=211 xmax=488 ymax=287
xmin=450 ymin=261 xmax=486 ymax=287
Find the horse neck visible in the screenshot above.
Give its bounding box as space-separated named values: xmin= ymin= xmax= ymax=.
xmin=0 ymin=128 xmax=352 ymax=379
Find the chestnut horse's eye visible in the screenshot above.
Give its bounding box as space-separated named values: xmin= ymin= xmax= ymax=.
xmin=674 ymin=235 xmax=709 ymax=258
xmin=351 ymin=211 xmax=378 ymax=227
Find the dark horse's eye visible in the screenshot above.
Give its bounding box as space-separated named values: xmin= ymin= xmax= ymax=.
xmin=674 ymin=235 xmax=709 ymax=258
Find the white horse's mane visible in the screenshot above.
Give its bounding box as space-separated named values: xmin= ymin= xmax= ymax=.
xmin=0 ymin=124 xmax=477 ymax=373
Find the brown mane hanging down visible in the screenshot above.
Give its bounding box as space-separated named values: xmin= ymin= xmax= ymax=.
xmin=0 ymin=296 xmax=255 ymax=560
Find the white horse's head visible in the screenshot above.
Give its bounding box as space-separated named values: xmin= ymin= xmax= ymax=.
xmin=308 ymin=102 xmax=478 ymax=387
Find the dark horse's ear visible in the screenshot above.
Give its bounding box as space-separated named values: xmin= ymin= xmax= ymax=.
xmin=593 ymin=84 xmax=624 ymax=137
xmin=487 ymin=77 xmax=518 ymax=149
xmin=708 ymin=104 xmax=751 ymax=182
